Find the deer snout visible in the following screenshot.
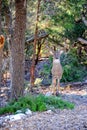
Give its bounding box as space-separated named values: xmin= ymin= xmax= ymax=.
xmin=55 ymin=57 xmax=59 ymax=59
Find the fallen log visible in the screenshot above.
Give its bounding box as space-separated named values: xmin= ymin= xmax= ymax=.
xmin=61 ymin=81 xmax=87 ymax=88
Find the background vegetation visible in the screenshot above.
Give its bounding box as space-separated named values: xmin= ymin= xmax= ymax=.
xmin=0 ymin=0 xmax=87 ymax=105
xmin=0 ymin=94 xmax=74 ymax=115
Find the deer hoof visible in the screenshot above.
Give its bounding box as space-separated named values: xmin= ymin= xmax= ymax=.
xmin=56 ymin=91 xmax=60 ymax=96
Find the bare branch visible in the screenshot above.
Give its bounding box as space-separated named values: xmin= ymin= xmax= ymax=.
xmin=45 ymin=45 xmax=54 ymax=55
xmin=26 ymin=30 xmax=48 ymax=44
xmin=78 ymin=37 xmax=87 ymax=45
xmin=49 ymin=37 xmax=64 ymax=47
xmin=82 ymin=16 xmax=87 ymax=26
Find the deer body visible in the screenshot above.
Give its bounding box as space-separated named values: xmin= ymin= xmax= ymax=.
xmin=52 ymin=59 xmax=63 ymax=80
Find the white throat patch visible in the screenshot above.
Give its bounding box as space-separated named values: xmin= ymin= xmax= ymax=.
xmin=53 ymin=59 xmax=60 ymax=63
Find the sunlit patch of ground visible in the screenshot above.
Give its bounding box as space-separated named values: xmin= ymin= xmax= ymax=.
xmin=26 ymin=84 xmax=87 ymax=96
xmin=0 ymin=73 xmax=87 ymax=107
xmin=60 ymin=85 xmax=87 ymax=96
xmin=61 ymin=89 xmax=87 ymax=96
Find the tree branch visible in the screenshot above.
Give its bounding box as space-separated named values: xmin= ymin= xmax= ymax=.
xmin=82 ymin=16 xmax=87 ymax=26
xmin=78 ymin=37 xmax=87 ymax=45
xmin=49 ymin=37 xmax=64 ymax=47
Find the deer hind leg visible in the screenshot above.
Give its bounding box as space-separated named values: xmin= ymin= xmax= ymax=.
xmin=51 ymin=77 xmax=56 ymax=94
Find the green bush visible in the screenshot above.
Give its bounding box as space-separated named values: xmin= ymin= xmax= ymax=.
xmin=61 ymin=48 xmax=87 ymax=82
xmin=44 ymin=96 xmax=74 ymax=109
xmin=0 ymin=94 xmax=74 ymax=115
xmin=41 ymin=48 xmax=87 ymax=83
xmin=40 ymin=56 xmax=52 ymax=84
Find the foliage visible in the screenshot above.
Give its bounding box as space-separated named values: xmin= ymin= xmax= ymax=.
xmin=45 ymin=95 xmax=74 ymax=110
xmin=26 ymin=0 xmax=87 ymax=66
xmin=40 ymin=56 xmax=52 ymax=84
xmin=25 ymin=44 xmax=33 ymax=58
xmin=64 ymin=21 xmax=86 ymax=42
xmin=45 ymin=0 xmax=86 ymax=42
xmin=40 ymin=48 xmax=87 ymax=83
xmin=61 ymin=48 xmax=87 ymax=82
xmin=0 ymin=94 xmax=74 ymax=115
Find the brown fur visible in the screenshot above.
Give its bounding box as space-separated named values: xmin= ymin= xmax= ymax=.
xmin=51 ymin=50 xmax=63 ymax=94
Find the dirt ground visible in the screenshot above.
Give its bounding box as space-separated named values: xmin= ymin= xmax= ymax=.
xmin=0 ymin=84 xmax=87 ymax=130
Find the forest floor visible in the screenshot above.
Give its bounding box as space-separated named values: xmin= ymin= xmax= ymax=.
xmin=0 ymin=84 xmax=87 ymax=130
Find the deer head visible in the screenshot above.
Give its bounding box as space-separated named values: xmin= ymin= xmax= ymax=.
xmin=53 ymin=49 xmax=63 ymax=60
xmin=46 ymin=45 xmax=63 ymax=61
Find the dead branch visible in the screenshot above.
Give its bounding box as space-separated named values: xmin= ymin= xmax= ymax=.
xmin=82 ymin=16 xmax=87 ymax=26
xmin=78 ymin=37 xmax=87 ymax=45
xmin=62 ymin=81 xmax=87 ymax=88
xmin=49 ymin=37 xmax=64 ymax=48
xmin=26 ymin=30 xmax=48 ymax=44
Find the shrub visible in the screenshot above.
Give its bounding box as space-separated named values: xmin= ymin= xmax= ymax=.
xmin=61 ymin=48 xmax=87 ymax=82
xmin=0 ymin=94 xmax=74 ymax=115
xmin=41 ymin=48 xmax=87 ymax=83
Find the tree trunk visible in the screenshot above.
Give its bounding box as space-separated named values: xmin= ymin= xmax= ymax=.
xmin=11 ymin=0 xmax=27 ymax=99
xmin=0 ymin=36 xmax=5 ymax=87
xmin=4 ymin=1 xmax=13 ymax=90
xmin=0 ymin=0 xmax=2 ymax=87
xmin=0 ymin=0 xmax=1 ymax=34
xmin=30 ymin=0 xmax=41 ymax=89
xmin=35 ymin=41 xmax=42 ymax=65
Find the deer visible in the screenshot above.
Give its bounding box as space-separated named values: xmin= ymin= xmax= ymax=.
xmin=46 ymin=45 xmax=64 ymax=95
xmin=51 ymin=49 xmax=63 ymax=95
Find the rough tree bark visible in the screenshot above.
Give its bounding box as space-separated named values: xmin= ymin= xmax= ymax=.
xmin=0 ymin=0 xmax=1 ymax=34
xmin=11 ymin=0 xmax=27 ymax=99
xmin=0 ymin=36 xmax=5 ymax=87
xmin=0 ymin=0 xmax=4 ymax=87
xmin=4 ymin=1 xmax=13 ymax=90
xmin=0 ymin=0 xmax=2 ymax=86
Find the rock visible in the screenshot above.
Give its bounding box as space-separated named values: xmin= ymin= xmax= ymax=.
xmin=16 ymin=110 xmax=22 ymax=114
xmin=25 ymin=108 xmax=32 ymax=116
xmin=85 ymin=80 xmax=87 ymax=83
xmin=9 ymin=113 xmax=26 ymax=121
xmin=24 ymin=72 xmax=30 ymax=80
xmin=45 ymin=92 xmax=52 ymax=97
xmin=41 ymin=78 xmax=51 ymax=86
xmin=46 ymin=110 xmax=52 ymax=114
xmin=83 ymin=122 xmax=87 ymax=128
xmin=5 ymin=115 xmax=10 ymax=121
xmin=0 ymin=120 xmax=3 ymax=128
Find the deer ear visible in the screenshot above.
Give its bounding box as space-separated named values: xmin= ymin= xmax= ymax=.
xmin=60 ymin=50 xmax=63 ymax=54
xmin=58 ymin=49 xmax=63 ymax=55
xmin=50 ymin=50 xmax=54 ymax=55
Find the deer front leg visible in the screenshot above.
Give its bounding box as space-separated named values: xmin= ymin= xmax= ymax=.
xmin=51 ymin=77 xmax=56 ymax=94
xmin=56 ymin=79 xmax=60 ymax=93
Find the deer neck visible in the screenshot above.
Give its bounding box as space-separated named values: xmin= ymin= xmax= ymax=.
xmin=53 ymin=59 xmax=60 ymax=63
